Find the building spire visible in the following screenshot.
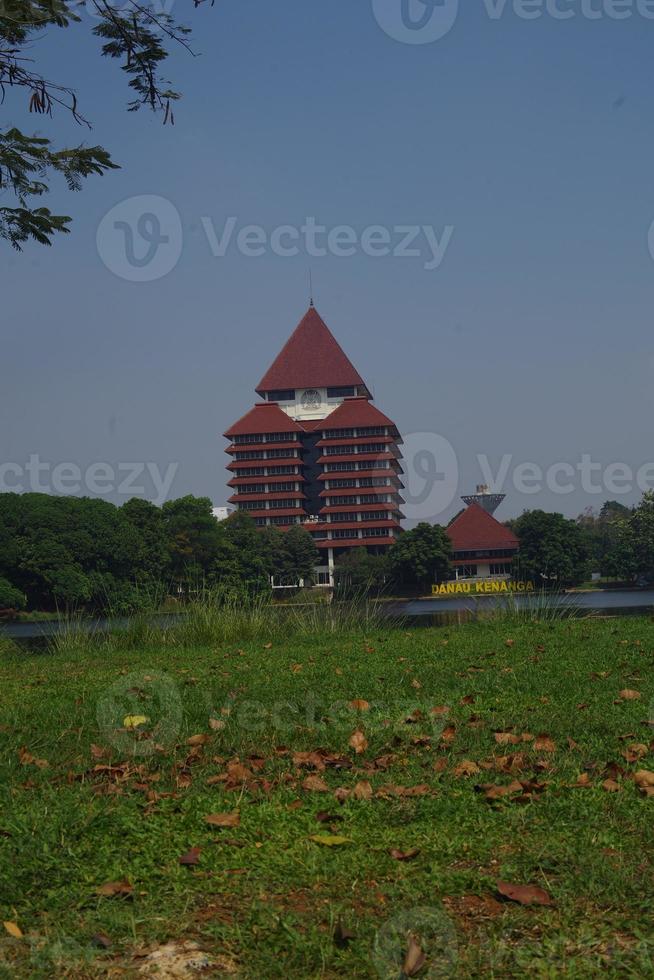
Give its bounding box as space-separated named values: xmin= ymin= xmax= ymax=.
xmin=308 ymin=268 xmax=314 ymax=307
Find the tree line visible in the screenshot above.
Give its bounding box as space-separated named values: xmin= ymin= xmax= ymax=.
xmin=0 ymin=492 xmax=652 ymax=613
xmin=0 ymin=493 xmax=453 ymax=612
xmin=0 ymin=494 xmax=318 ymax=613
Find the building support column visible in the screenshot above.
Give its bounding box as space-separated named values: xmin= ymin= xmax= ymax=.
xmin=327 ymin=547 xmax=335 ymax=588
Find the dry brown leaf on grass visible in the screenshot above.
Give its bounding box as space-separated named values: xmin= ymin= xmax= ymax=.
xmin=293 ymin=750 xmax=326 ymax=771
xmin=622 ymin=743 xmax=649 ymax=763
xmin=316 ymin=810 xmax=343 ymax=823
xmin=389 ymin=847 xmax=421 ymax=861
xmin=572 ymin=773 xmax=592 ymax=788
xmin=3 ymin=921 xmax=23 ymax=938
xmin=90 ymin=743 xmax=109 ymax=760
xmin=349 ymin=699 xmax=370 ymax=711
xmin=490 ymin=753 xmax=527 ymax=773
xmin=453 ymin=760 xmax=481 ymax=777
xmin=178 ymin=847 xmax=201 ymax=866
xmin=430 ymin=706 xmax=450 ymax=717
xmin=209 ymin=718 xmax=226 ymax=731
xmin=403 ymin=934 xmax=426 ymax=977
xmin=205 ymin=811 xmax=240 ymax=828
xmin=494 ymin=732 xmax=521 ymax=746
xmin=18 ymin=747 xmax=48 ymax=769
xmin=618 ymin=689 xmax=642 ymax=701
xmin=302 ymin=775 xmax=330 ymax=793
xmin=352 ymin=780 xmax=373 ymax=800
xmin=96 ymin=879 xmax=133 ymax=898
xmin=441 ymin=725 xmax=456 ymax=743
xmin=602 ymin=779 xmax=621 ymax=792
xmin=496 ymin=880 xmax=553 ymax=906
xmin=349 ymin=729 xmax=368 ymax=755
xmin=533 ymin=736 xmax=556 ymax=753
xmin=634 ymin=770 xmax=654 ymax=797
xmin=481 ymin=780 xmax=524 ymax=800
xmin=333 ymin=921 xmax=356 ymax=948
xmin=375 ymin=783 xmax=430 ymax=799
xmin=186 ymin=734 xmax=212 ymax=747
xmin=433 ymin=757 xmax=448 ymax=773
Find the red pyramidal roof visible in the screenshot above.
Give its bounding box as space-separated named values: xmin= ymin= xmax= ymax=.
xmin=316 ymin=396 xmax=397 ymax=432
xmin=256 ymin=305 xmax=366 ymax=394
xmin=224 ymin=402 xmax=303 ymax=438
xmin=447 ymin=503 xmax=519 ymax=553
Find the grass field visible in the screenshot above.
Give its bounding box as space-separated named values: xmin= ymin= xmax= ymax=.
xmin=2 ymin=616 xmax=654 ymax=978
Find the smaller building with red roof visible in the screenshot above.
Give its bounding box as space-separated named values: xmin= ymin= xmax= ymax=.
xmin=446 ymin=500 xmax=519 ymax=581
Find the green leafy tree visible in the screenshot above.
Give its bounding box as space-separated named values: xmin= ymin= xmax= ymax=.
xmin=0 ymin=575 xmax=25 ymax=610
xmin=512 ymin=510 xmax=590 ymax=587
xmin=120 ymin=497 xmax=170 ymax=586
xmin=161 ymin=495 xmax=222 ymax=592
xmin=631 ymin=491 xmax=654 ymax=582
xmin=211 ymin=512 xmax=272 ymax=600
xmin=576 ymin=501 xmax=635 ymax=576
xmin=334 ymin=549 xmax=389 ymax=598
xmin=601 ymin=519 xmax=637 ymax=581
xmin=269 ymin=526 xmax=319 ymax=586
xmin=0 ymin=0 xmax=201 ymax=247
xmin=388 ymin=523 xmax=452 ymax=592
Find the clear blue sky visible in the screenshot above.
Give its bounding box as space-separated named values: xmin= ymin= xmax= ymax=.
xmin=3 ymin=0 xmax=654 ymax=523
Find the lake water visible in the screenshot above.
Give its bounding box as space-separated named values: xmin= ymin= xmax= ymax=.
xmin=2 ymin=589 xmax=653 ymax=645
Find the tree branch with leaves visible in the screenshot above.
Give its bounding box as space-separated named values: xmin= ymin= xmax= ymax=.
xmin=0 ymin=0 xmax=198 ymax=248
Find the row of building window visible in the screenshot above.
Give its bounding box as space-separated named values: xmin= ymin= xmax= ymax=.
xmin=255 ymin=516 xmax=302 ymax=527
xmin=324 ymin=461 xmax=393 ymax=472
xmin=233 ymin=432 xmax=297 ymax=444
xmin=238 ymin=499 xmax=300 ymax=511
xmin=233 ymin=449 xmax=299 ymax=461
xmin=456 ymin=562 xmax=513 ymax=578
xmin=326 ymin=477 xmax=392 ymax=489
xmin=329 ymin=511 xmax=391 ymax=523
xmin=324 ymin=443 xmax=389 ymax=456
xmin=330 ymin=527 xmax=393 ymax=540
xmin=322 ymin=426 xmax=388 ymax=440
xmin=455 ymin=548 xmax=516 ymax=560
xmin=266 ymin=386 xmax=357 ymax=402
xmin=325 ymin=494 xmax=394 ymax=506
xmin=234 ymin=465 xmax=300 ymax=477
xmin=236 ymin=482 xmax=299 ymax=494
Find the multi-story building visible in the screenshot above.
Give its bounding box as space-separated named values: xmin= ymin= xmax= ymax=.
xmin=224 ymin=304 xmax=404 ymax=584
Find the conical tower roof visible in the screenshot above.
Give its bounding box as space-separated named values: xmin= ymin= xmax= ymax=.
xmin=256 ymin=305 xmax=367 ymax=395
